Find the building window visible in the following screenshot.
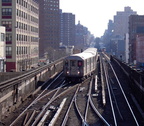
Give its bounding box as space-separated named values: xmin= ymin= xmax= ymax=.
xmin=6 ymin=46 xmax=12 ymax=56
xmin=16 ymin=9 xmax=19 ymax=16
xmin=2 ymin=21 xmax=12 ymax=31
xmin=2 ymin=0 xmax=12 ymax=6
xmin=16 ymin=34 xmax=18 ymax=41
xmin=6 ymin=33 xmax=12 ymax=42
xmin=2 ymin=8 xmax=12 ymax=15
xmin=2 ymin=0 xmax=12 ymax=2
xmin=1 ymin=33 xmax=5 ymax=41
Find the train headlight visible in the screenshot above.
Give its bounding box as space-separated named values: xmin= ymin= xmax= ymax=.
xmin=66 ymin=71 xmax=69 ymax=74
xmin=77 ymin=71 xmax=80 ymax=74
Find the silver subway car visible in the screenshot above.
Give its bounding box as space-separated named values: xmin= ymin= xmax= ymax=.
xmin=63 ymin=48 xmax=98 ymax=82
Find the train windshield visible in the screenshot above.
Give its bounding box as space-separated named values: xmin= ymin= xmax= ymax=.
xmin=65 ymin=61 xmax=68 ymax=66
xmin=70 ymin=60 xmax=76 ymax=66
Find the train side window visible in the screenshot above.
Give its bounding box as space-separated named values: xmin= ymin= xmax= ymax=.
xmin=87 ymin=58 xmax=89 ymax=65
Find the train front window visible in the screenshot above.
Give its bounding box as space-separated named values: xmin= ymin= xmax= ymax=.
xmin=65 ymin=61 xmax=68 ymax=66
xmin=71 ymin=60 xmax=76 ymax=66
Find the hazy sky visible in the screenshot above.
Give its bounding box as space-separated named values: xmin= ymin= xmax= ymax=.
xmin=60 ymin=0 xmax=144 ymax=37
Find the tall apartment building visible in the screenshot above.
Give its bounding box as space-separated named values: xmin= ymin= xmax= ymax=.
xmin=125 ymin=33 xmax=129 ymax=63
xmin=60 ymin=12 xmax=75 ymax=46
xmin=113 ymin=7 xmax=137 ymax=37
xmin=0 ymin=0 xmax=39 ymax=72
xmin=129 ymin=15 xmax=144 ymax=64
xmin=0 ymin=26 xmax=6 ymax=72
xmin=37 ymin=0 xmax=60 ymax=58
xmin=135 ymin=34 xmax=144 ymax=67
xmin=75 ymin=21 xmax=89 ymax=50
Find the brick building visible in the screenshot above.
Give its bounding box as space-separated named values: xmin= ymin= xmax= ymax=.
xmin=60 ymin=12 xmax=75 ymax=46
xmin=129 ymin=15 xmax=144 ymax=64
xmin=136 ymin=34 xmax=144 ymax=67
xmin=37 ymin=0 xmax=60 ymax=58
xmin=75 ymin=21 xmax=88 ymax=50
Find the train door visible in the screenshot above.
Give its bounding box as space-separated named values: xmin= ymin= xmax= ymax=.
xmin=87 ymin=59 xmax=90 ymax=73
xmin=90 ymin=58 xmax=91 ymax=71
xmin=70 ymin=60 xmax=77 ymax=76
xmin=85 ymin=60 xmax=87 ymax=75
xmin=78 ymin=60 xmax=83 ymax=76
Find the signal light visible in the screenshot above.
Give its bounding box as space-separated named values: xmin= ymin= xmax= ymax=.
xmin=78 ymin=61 xmax=82 ymax=67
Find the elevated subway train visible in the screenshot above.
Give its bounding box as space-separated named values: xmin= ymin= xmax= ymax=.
xmin=63 ymin=48 xmax=98 ymax=82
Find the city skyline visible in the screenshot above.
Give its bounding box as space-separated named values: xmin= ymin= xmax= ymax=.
xmin=60 ymin=0 xmax=144 ymax=37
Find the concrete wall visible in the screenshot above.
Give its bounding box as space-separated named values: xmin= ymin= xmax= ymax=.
xmin=111 ymin=56 xmax=144 ymax=110
xmin=0 ymin=72 xmax=25 ymax=83
xmin=0 ymin=60 xmax=63 ymax=120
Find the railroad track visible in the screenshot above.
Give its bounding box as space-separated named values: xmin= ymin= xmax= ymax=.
xmin=101 ymin=53 xmax=140 ymax=126
xmin=0 ymin=59 xmax=63 ymax=89
xmin=8 ymin=71 xmax=82 ymax=126
xmin=9 ymin=72 xmax=66 ymax=126
xmin=9 ymin=74 xmax=108 ymax=126
xmin=61 ymin=76 xmax=110 ymax=126
xmin=3 ymin=53 xmax=143 ymax=126
xmin=52 ymin=77 xmax=93 ymax=126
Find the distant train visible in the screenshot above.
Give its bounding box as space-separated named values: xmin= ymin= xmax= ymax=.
xmin=63 ymin=48 xmax=98 ymax=82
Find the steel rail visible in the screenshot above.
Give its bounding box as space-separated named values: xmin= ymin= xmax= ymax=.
xmin=103 ymin=55 xmax=124 ymax=121
xmin=73 ymin=78 xmax=92 ymax=126
xmin=24 ymin=110 xmax=36 ymax=126
xmin=9 ymin=72 xmax=63 ymax=126
xmin=61 ymin=85 xmax=80 ymax=126
xmin=35 ymin=79 xmax=68 ymax=102
xmin=109 ymin=63 xmax=140 ymax=126
xmin=84 ymin=78 xmax=93 ymax=122
xmin=84 ymin=73 xmax=110 ymax=126
xmin=0 ymin=58 xmax=63 ymax=89
xmin=100 ymin=55 xmax=106 ymax=105
xmin=109 ymin=79 xmax=124 ymax=121
xmin=26 ymin=81 xmax=79 ymax=126
xmin=74 ymin=95 xmax=88 ymax=126
xmin=49 ymin=98 xmax=67 ymax=126
xmin=102 ymin=56 xmax=118 ymax=126
xmin=103 ymin=53 xmax=140 ymax=126
xmin=89 ymin=96 xmax=110 ymax=126
xmin=66 ymin=79 xmax=91 ymax=126
xmin=31 ymin=81 xmax=65 ymax=126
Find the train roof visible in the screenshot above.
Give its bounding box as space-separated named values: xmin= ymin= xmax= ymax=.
xmin=65 ymin=48 xmax=97 ymax=60
xmin=83 ymin=48 xmax=97 ymax=55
